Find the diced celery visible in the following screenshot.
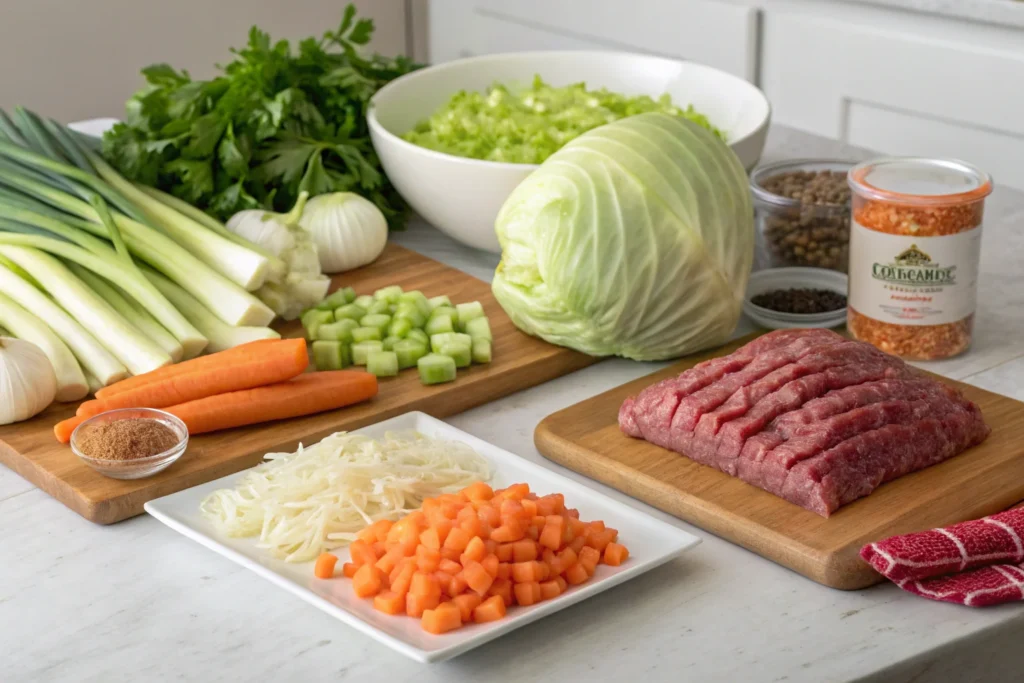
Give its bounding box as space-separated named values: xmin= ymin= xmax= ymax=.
xmin=354 ymin=294 xmax=375 ymax=309
xmin=418 ymin=353 xmax=457 ymax=385
xmin=352 ymin=340 xmax=383 ymax=365
xmin=394 ymin=338 xmax=428 ymax=369
xmin=302 ymin=309 xmax=334 ymax=340
xmin=360 ymin=313 xmax=391 ymax=337
xmin=395 ymin=302 xmax=426 ymax=328
xmin=374 ymin=285 xmax=403 ymax=303
xmin=425 ymin=314 xmax=454 ymax=336
xmin=312 ymin=340 xmax=350 ymax=370
xmin=427 ymin=295 xmax=452 ymax=311
xmin=429 ymin=305 xmax=457 ymax=322
xmin=399 ymin=290 xmax=431 ymax=316
xmin=316 ymin=319 xmax=358 ymax=343
xmin=315 ymin=288 xmax=351 ymax=311
xmin=341 ymin=286 xmax=357 ymax=303
xmin=382 ymin=335 xmax=402 ymax=351
xmin=352 ymin=326 xmax=382 ymax=342
xmin=368 ymin=299 xmax=391 ymax=315
xmin=439 ymin=341 xmax=471 ymax=368
xmin=367 ymin=350 xmax=399 ymax=377
xmin=472 ymin=338 xmax=492 ymax=364
xmin=388 ymin=303 xmax=398 ymax=314
xmin=334 ymin=303 xmax=366 ymax=322
xmin=430 ymin=332 xmax=472 ymax=353
xmin=407 ymin=328 xmax=429 ymax=346
xmin=464 ymin=316 xmax=492 ymax=341
xmin=388 ymin=317 xmax=413 ymax=339
xmin=456 ymin=301 xmax=485 ymax=330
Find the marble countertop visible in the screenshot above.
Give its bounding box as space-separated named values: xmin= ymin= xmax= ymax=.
xmin=3 ymin=125 xmax=1024 ymax=683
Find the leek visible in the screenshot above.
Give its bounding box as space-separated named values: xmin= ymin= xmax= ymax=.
xmin=84 ymin=370 xmax=104 ymax=395
xmin=0 ymin=289 xmax=88 ymax=401
xmin=143 ymin=269 xmax=280 ymax=353
xmin=0 ymin=246 xmax=171 ymax=375
xmin=0 ymin=262 xmax=126 ymax=385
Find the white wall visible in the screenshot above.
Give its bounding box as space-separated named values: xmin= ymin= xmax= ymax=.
xmin=0 ymin=0 xmax=411 ymax=122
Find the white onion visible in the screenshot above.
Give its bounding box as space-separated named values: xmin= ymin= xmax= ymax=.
xmin=298 ymin=192 xmax=388 ymax=274
xmin=199 ymin=430 xmax=491 ymax=562
xmin=0 ymin=337 xmax=57 ymax=425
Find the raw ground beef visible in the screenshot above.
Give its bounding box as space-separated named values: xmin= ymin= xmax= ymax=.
xmin=618 ymin=329 xmax=990 ymax=516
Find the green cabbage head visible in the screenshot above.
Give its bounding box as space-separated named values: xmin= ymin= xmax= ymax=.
xmin=491 ymin=112 xmax=754 ymax=361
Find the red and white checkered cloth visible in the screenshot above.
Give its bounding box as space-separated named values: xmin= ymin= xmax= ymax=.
xmin=861 ymin=507 xmax=1024 ymax=607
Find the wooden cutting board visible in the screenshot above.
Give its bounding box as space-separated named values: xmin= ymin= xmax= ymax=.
xmin=0 ymin=243 xmax=598 ymax=524
xmin=534 ymin=333 xmax=1024 ymax=590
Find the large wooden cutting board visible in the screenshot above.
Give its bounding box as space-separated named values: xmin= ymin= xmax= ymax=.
xmin=534 ymin=334 xmax=1024 ymax=590
xmin=0 ymin=244 xmax=598 ymax=524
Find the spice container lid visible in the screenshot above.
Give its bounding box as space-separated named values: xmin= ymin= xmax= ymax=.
xmin=848 ymin=157 xmax=993 ymax=206
xmin=750 ymin=158 xmax=856 ymax=210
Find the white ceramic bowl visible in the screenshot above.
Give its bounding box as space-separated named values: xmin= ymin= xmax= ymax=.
xmin=743 ymin=267 xmax=849 ymax=330
xmin=368 ymin=51 xmax=772 ymax=253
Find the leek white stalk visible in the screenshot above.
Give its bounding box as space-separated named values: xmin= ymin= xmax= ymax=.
xmin=0 ymin=290 xmax=87 ymax=401
xmin=0 ymin=262 xmax=126 ymax=385
xmin=0 ymin=246 xmax=171 ymax=376
xmin=68 ymin=264 xmax=184 ymax=363
xmin=84 ymin=370 xmax=104 ymax=395
xmin=143 ymin=269 xmax=280 ymax=353
xmin=298 ymin=192 xmax=388 ymax=274
xmin=0 ymin=337 xmax=56 ymax=424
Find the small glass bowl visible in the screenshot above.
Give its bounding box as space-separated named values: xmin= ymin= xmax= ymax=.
xmin=70 ymin=408 xmax=189 ymax=480
xmin=743 ymin=267 xmax=849 ymax=330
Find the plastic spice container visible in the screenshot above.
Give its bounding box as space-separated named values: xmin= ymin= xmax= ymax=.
xmin=846 ymin=157 xmax=992 ymax=360
xmin=750 ymin=159 xmax=855 ymax=273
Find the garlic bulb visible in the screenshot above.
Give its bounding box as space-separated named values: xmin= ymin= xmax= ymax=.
xmin=298 ymin=193 xmax=388 ymax=274
xmin=0 ymin=337 xmax=57 ymax=425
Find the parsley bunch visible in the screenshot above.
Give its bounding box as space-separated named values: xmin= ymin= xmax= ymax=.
xmin=102 ymin=5 xmax=419 ymax=227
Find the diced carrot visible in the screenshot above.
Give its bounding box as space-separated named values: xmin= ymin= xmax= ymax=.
xmin=453 ymin=593 xmax=483 ymax=622
xmin=499 ymin=499 xmax=525 ymax=524
xmin=565 ymin=562 xmax=588 ymax=586
xmin=511 ymin=540 xmax=539 ymax=562
xmin=356 ymin=526 xmax=378 ymax=544
xmin=483 ymin=539 xmax=498 ymax=556
xmin=539 ymin=579 xmax=562 ymax=601
xmin=371 ymin=541 xmax=388 ymax=558
xmin=481 ymin=554 xmax=499 ymax=579
xmin=496 ymin=563 xmax=512 ymax=581
xmin=463 ymin=560 xmax=494 ymax=595
xmin=440 ymin=502 xmax=461 ymax=520
xmin=555 ymin=576 xmax=568 ymax=593
xmin=511 ymin=561 xmax=546 ymax=583
xmin=314 ymin=553 xmax=338 ymax=579
xmin=604 ymin=543 xmax=629 ymax=566
xmin=439 ymin=558 xmax=462 ymax=575
xmin=375 ymin=547 xmax=404 ymax=575
xmin=349 ymin=539 xmax=377 ymax=566
xmin=536 ymin=493 xmax=564 ymax=516
xmin=435 ymin=571 xmax=455 ymax=596
xmin=513 ymin=581 xmax=542 ymax=606
xmin=353 ymin=564 xmax=385 ymax=598
xmin=450 ymin=572 xmax=469 ymax=596
xmin=530 ymin=515 xmax=547 ymax=530
xmin=588 ymin=528 xmax=618 ymax=553
xmin=565 ymin=508 xmax=580 ymax=519
xmin=521 ymin=498 xmax=538 ymax=517
xmin=461 ymin=481 xmax=494 ymax=502
xmin=422 ymin=602 xmax=464 ymax=634
xmin=460 ymin=515 xmax=484 ymax=538
xmin=342 ymin=562 xmax=359 ymax=578
xmin=539 ymin=517 xmax=565 ymax=551
xmin=557 ymin=547 xmax=578 ymax=571
xmin=569 ymin=536 xmax=586 ymax=554
xmin=443 ymin=527 xmax=472 ymax=553
xmin=406 ymin=592 xmax=440 ymax=618
xmin=477 ymin=505 xmax=500 ymax=528
xmin=441 ymin=547 xmax=462 ymax=562
xmin=419 ymin=527 xmax=442 ymax=551
xmin=432 ymin=518 xmax=454 ymax=545
xmin=397 ymin=525 xmax=420 ymax=556
xmin=473 ymin=595 xmax=507 ymax=623
xmin=496 ymin=543 xmax=514 ymax=562
xmin=390 ymin=562 xmax=416 ymax=596
xmin=568 ymin=518 xmax=586 ymax=538
xmin=460 ymin=536 xmax=487 ymax=565
xmin=373 ymin=590 xmax=405 ymax=615
xmin=487 ymin=578 xmax=513 ymax=607
xmin=411 ymin=571 xmax=442 ymax=600
xmin=578 ymin=546 xmax=601 ymax=576
xmin=490 ymin=520 xmax=526 ymax=543
xmin=416 ymin=545 xmax=442 ymax=573
xmin=500 ymin=483 xmax=530 ymax=501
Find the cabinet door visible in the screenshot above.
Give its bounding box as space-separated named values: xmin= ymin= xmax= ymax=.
xmin=428 ymin=0 xmax=758 ymax=81
xmin=761 ymin=0 xmax=1024 ymax=189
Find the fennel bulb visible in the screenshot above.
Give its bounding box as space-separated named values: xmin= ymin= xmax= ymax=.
xmin=298 ymin=192 xmax=387 ymax=274
xmin=0 ymin=337 xmax=57 ymax=424
xmin=492 ymin=113 xmax=754 ymax=361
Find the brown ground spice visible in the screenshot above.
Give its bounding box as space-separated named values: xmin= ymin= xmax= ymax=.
xmin=77 ymin=418 xmax=179 ymax=461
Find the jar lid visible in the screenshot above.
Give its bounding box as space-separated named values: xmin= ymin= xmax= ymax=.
xmin=848 ymin=157 xmax=992 ymax=206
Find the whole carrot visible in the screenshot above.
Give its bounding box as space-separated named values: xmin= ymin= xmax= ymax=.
xmin=164 ymin=371 xmax=378 ymax=435
xmin=94 ymin=338 xmax=281 ymax=399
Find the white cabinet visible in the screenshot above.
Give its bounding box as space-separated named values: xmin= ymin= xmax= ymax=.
xmin=428 ymin=0 xmax=759 ymax=81
xmin=760 ymin=0 xmax=1024 ymax=189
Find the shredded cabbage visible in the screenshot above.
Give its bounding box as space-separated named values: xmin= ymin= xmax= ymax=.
xmin=199 ymin=430 xmax=492 ymax=562
xmin=402 ymin=75 xmax=724 ymax=164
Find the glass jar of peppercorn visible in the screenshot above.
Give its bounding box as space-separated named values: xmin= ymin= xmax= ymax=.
xmin=750 ymin=159 xmax=855 ymax=273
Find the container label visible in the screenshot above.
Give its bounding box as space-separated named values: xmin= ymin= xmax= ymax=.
xmin=848 ymin=222 xmax=981 ymax=325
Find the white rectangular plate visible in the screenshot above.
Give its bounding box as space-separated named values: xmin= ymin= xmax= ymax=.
xmin=145 ymin=412 xmax=701 ymax=663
